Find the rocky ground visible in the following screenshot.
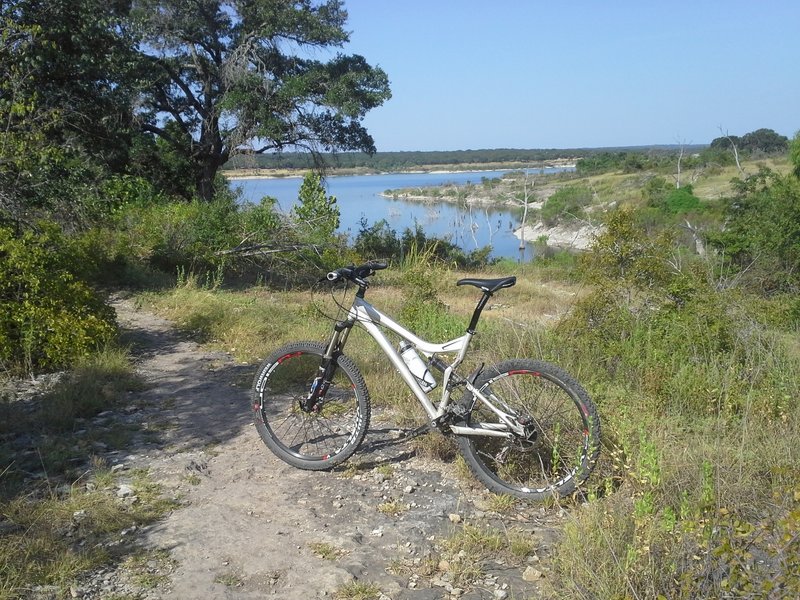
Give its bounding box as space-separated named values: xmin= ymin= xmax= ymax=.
xmin=36 ymin=298 xmax=570 ymax=599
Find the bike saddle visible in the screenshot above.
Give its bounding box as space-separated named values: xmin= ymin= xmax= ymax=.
xmin=456 ymin=276 xmax=517 ymax=293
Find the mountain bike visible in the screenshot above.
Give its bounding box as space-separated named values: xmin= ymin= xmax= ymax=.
xmin=250 ymin=261 xmax=600 ymax=500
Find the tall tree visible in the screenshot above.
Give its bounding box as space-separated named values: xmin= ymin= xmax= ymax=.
xmin=131 ymin=0 xmax=391 ymax=201
xmin=1 ymin=0 xmax=139 ymax=227
xmin=2 ymin=0 xmax=138 ymax=169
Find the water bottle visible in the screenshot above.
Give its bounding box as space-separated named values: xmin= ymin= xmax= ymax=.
xmin=398 ymin=341 xmax=437 ymax=392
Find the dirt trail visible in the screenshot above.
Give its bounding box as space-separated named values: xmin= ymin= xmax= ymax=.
xmin=90 ymin=297 xmax=565 ymax=599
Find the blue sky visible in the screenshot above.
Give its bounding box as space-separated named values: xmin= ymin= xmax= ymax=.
xmin=339 ymin=1 xmax=799 ymax=151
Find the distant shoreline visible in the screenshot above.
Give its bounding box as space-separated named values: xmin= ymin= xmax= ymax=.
xmin=222 ymin=160 xmax=576 ymax=181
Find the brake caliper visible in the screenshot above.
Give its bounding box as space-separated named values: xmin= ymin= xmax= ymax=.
xmin=300 ymin=376 xmax=325 ymax=412
xmin=516 ymin=416 xmax=538 ymax=444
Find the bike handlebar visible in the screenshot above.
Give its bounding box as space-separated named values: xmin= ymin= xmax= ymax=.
xmin=326 ymin=261 xmax=388 ymax=285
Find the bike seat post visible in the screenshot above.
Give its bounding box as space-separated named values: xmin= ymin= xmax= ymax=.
xmin=466 ymin=291 xmax=493 ymax=334
xmin=456 ymin=276 xmax=515 ymax=335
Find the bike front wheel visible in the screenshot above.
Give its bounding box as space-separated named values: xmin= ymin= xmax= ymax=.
xmin=456 ymin=359 xmax=600 ymax=501
xmin=251 ymin=341 xmax=370 ymax=470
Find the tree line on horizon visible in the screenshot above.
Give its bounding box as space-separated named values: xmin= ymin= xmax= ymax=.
xmin=225 ymin=145 xmax=705 ymax=171
xmin=225 ymin=130 xmax=789 ymax=174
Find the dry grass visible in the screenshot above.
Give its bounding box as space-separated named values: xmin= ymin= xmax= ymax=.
xmin=334 ymin=581 xmax=382 ymax=600
xmin=0 ymin=348 xmax=176 ymax=598
xmin=434 ymin=523 xmax=538 ymax=587
xmin=308 ymin=541 xmax=347 ymax=560
xmin=445 ymin=270 xmax=583 ymax=328
xmin=0 ymin=472 xmax=177 ymax=597
xmin=137 ymin=267 xmax=583 ymax=428
xmin=691 ymin=156 xmax=791 ymax=199
xmin=376 ymin=500 xmax=409 ymax=516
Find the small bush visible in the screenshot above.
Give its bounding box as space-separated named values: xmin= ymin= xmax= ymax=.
xmin=0 ymin=224 xmax=116 ymax=373
xmin=354 ymin=219 xmax=493 ymax=269
xmin=649 ymin=184 xmax=704 ymax=214
xmin=334 ymin=581 xmax=382 ymax=600
xmin=708 ymin=167 xmax=800 ymax=293
xmin=540 ymin=185 xmax=593 ymax=225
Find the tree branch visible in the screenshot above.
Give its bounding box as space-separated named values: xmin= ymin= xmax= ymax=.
xmin=141 ymin=123 xmax=182 ymax=147
xmin=152 ymin=57 xmax=207 ymax=117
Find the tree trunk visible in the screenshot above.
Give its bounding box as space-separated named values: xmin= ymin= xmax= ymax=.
xmin=195 ymin=134 xmax=227 ymax=202
xmin=197 ymin=161 xmax=219 ymax=202
xmin=195 ymin=105 xmax=227 ymax=201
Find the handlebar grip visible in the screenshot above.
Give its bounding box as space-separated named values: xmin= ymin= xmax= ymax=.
xmin=326 ymin=262 xmax=387 ymax=284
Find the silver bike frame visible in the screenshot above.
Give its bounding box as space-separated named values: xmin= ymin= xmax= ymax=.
xmin=344 ymin=296 xmax=522 ymax=439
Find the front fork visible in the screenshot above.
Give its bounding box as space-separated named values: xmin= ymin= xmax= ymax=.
xmin=300 ymin=318 xmax=354 ymax=412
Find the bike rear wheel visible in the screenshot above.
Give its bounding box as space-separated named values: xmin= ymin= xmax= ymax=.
xmin=251 ymin=341 xmax=370 ymax=470
xmin=456 ymin=359 xmax=600 ymax=500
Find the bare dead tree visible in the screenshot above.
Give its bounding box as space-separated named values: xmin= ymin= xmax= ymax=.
xmin=513 ymin=169 xmax=536 ymax=261
xmin=484 ymin=208 xmax=500 ymax=246
xmin=671 ymin=138 xmax=693 ymax=189
xmin=467 ymin=203 xmax=479 ymax=249
xmin=689 ymin=163 xmax=705 ymax=185
xmin=719 ymin=126 xmax=746 ymax=177
xmin=683 ymin=219 xmax=706 ymax=256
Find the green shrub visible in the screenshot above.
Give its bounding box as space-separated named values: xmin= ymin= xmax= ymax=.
xmin=354 ymin=218 xmax=402 ymax=259
xmin=546 ymin=202 xmax=800 ymax=599
xmin=353 ymin=219 xmax=493 ymax=269
xmin=540 ymin=185 xmax=593 ymax=226
xmin=109 ymin=195 xmax=239 ymax=275
xmin=0 ymin=224 xmax=116 ymax=372
xmin=664 ymin=186 xmax=702 ymax=213
xmin=99 ymin=178 xmax=350 ymax=286
xmin=398 ymin=249 xmax=464 ymax=341
xmin=579 ymin=207 xmax=675 ymax=289
xmin=238 ymin=196 xmax=281 ymax=240
xmin=708 ymin=167 xmax=800 ymax=293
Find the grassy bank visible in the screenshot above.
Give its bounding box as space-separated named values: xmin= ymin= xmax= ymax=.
xmin=383 ymin=156 xmax=794 ymax=212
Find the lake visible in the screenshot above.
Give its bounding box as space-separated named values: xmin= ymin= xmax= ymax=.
xmin=231 ymin=168 xmax=568 ymax=260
